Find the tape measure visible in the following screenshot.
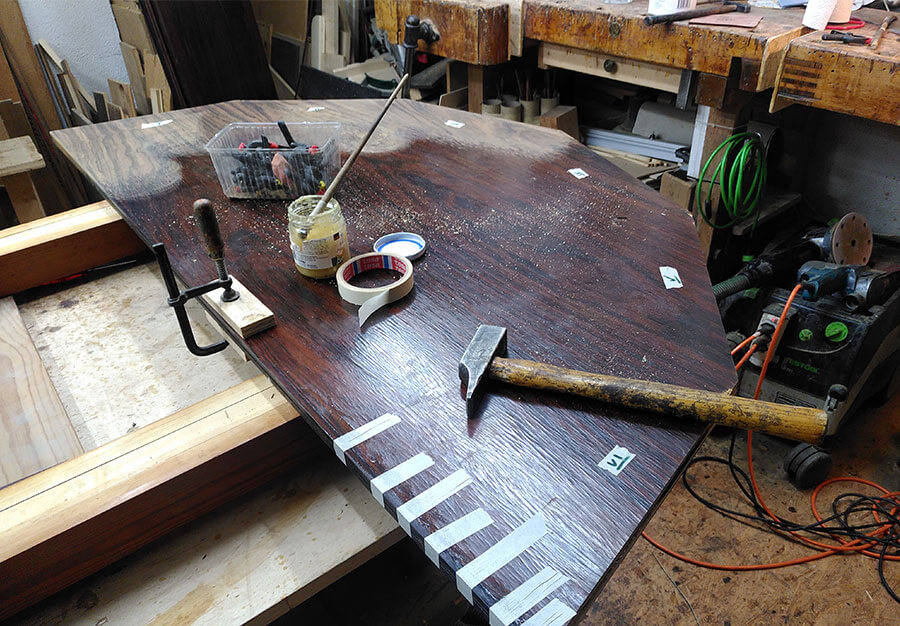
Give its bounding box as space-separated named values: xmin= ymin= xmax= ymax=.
xmin=336 ymin=252 xmax=414 ymax=327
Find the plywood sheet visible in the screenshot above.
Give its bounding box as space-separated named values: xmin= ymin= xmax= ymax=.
xmin=251 ymin=0 xmax=309 ymax=42
xmin=18 ymin=263 xmax=260 ymax=449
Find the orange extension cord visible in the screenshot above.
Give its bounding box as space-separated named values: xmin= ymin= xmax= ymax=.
xmin=730 ymin=331 xmax=759 ymax=356
xmin=733 ymin=345 xmax=756 ymax=372
xmin=643 ymin=283 xmax=900 ymax=572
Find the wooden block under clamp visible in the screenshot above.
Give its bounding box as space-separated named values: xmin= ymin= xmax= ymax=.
xmin=201 ymin=275 xmax=275 ymax=339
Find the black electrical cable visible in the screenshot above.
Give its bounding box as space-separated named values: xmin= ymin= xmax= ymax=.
xmin=880 ymin=543 xmax=900 ymax=604
xmin=680 ymin=431 xmax=900 ymax=604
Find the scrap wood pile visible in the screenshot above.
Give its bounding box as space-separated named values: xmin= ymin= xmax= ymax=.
xmin=37 ymin=0 xmax=172 ymax=126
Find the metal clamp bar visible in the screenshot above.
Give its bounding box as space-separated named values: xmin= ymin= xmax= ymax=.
xmin=152 ymin=242 xmax=229 ymax=357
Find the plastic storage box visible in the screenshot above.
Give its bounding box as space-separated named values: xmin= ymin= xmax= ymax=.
xmin=205 ymin=122 xmax=340 ymax=199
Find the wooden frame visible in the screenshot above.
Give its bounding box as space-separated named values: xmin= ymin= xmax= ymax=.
xmin=0 ymin=200 xmax=145 ymax=297
xmin=0 ymin=208 xmax=323 ymax=619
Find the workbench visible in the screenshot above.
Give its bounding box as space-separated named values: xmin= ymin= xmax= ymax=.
xmin=376 ymin=1 xmax=900 ymax=261
xmin=379 ymin=0 xmax=802 ymax=113
xmin=47 ymin=99 xmax=735 ymax=623
xmin=772 ymin=7 xmax=900 ymax=125
xmin=378 ymin=1 xmax=900 ymax=124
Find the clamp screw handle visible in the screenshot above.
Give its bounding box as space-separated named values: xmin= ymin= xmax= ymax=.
xmin=194 ymin=198 xmax=225 ymax=261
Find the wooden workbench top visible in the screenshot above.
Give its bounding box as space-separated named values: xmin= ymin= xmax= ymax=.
xmin=52 ymin=100 xmax=734 ymax=623
xmin=376 ymin=0 xmax=809 ymax=90
xmin=772 ymin=8 xmax=900 ymax=125
xmin=525 ymin=0 xmax=808 ymax=90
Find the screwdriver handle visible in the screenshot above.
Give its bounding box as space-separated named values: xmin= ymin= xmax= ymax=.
xmin=193 ymin=198 xmax=225 ymax=261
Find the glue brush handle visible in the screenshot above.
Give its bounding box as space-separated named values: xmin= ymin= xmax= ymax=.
xmin=489 ymin=357 xmax=828 ymax=444
xmin=193 ymin=198 xmax=225 ymax=261
xmin=311 ymin=73 xmax=410 ymax=219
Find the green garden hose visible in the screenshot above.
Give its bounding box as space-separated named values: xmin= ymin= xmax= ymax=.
xmin=695 ymin=132 xmax=767 ymax=232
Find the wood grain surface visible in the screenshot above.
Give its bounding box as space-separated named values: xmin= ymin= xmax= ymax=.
xmin=141 ymin=0 xmax=276 ymax=107
xmin=771 ymin=8 xmax=900 ymax=125
xmin=0 ymin=297 xmax=82 ymax=487
xmin=52 ymin=99 xmax=735 ymax=622
xmin=524 ymin=0 xmax=805 ymax=91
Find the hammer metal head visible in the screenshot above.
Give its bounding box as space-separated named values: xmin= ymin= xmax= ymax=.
xmin=459 ymin=325 xmax=507 ymax=416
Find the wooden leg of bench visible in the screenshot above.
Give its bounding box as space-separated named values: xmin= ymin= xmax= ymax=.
xmin=3 ymin=172 xmax=44 ymax=223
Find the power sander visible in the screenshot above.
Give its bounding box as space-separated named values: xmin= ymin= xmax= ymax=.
xmin=717 ymin=213 xmax=900 ymax=487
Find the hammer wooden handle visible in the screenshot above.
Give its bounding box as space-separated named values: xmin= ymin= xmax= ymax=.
xmin=489 ymin=358 xmax=827 ymax=444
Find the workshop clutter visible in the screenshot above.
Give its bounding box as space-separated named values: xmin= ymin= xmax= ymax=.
xmin=205 ymin=122 xmax=340 ymax=199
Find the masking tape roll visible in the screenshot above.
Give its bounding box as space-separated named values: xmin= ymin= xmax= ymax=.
xmin=336 ymin=252 xmax=414 ymax=327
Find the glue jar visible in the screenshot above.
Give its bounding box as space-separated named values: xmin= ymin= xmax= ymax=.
xmin=287 ymin=195 xmax=350 ymax=279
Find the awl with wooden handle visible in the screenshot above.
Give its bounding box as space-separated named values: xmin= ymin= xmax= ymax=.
xmin=459 ymin=325 xmax=835 ymax=444
xmin=870 ymin=13 xmax=897 ymax=50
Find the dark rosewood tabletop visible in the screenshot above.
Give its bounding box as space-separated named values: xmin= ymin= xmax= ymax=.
xmin=53 ymin=99 xmax=735 ymax=624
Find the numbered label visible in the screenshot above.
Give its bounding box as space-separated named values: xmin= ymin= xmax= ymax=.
xmin=599 ymin=445 xmax=635 ymax=476
xmin=659 ymin=266 xmax=683 ymax=289
xmin=445 ymin=120 xmax=465 ymax=128
xmin=568 ymin=168 xmax=589 ymax=179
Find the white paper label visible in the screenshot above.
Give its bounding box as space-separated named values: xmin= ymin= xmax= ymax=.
xmin=599 ymin=445 xmax=635 ymax=476
xmin=307 ymin=106 xmax=325 ymax=112
xmin=568 ymin=168 xmax=589 ymax=179
xmin=659 ymin=266 xmax=683 ymax=289
xmin=141 ymin=119 xmax=172 ymax=129
xmin=445 ymin=120 xmax=465 ymax=128
xmin=291 ymin=235 xmax=344 ymax=270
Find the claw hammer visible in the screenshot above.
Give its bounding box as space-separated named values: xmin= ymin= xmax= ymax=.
xmin=459 ymin=325 xmax=832 ymax=444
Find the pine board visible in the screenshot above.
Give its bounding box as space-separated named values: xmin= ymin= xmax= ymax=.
xmin=0 ymin=297 xmax=82 ymax=487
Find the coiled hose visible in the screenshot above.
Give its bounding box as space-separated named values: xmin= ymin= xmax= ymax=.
xmin=695 ymin=132 xmax=767 ymax=232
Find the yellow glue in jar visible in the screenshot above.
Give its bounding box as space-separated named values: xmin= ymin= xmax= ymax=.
xmin=287 ymin=195 xmax=350 ymax=279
